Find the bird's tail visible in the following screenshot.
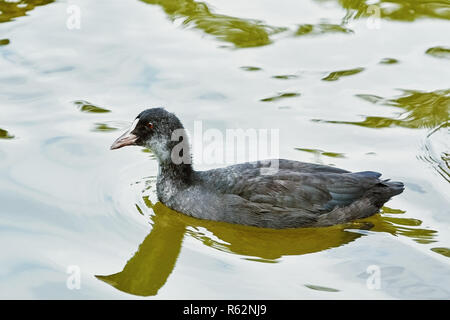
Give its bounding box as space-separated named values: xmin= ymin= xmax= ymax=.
xmin=383 ymin=180 xmax=405 ymax=197
xmin=365 ymin=179 xmax=404 ymax=210
xmin=315 ymin=180 xmax=405 ymax=227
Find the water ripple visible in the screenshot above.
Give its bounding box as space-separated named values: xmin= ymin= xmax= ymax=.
xmin=418 ymin=121 xmax=450 ymax=182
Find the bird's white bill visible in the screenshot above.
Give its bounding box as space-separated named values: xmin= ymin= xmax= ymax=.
xmin=110 ymin=118 xmax=139 ymax=150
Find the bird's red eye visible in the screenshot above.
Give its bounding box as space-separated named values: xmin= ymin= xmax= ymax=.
xmin=147 ymin=122 xmax=154 ymax=129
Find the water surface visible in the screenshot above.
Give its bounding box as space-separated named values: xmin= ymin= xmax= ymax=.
xmin=0 ymin=0 xmax=449 ymax=299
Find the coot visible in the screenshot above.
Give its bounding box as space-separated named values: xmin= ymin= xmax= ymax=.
xmin=111 ymin=108 xmax=404 ymax=229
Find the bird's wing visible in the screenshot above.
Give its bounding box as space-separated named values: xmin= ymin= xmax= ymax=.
xmin=200 ymin=162 xmax=382 ymax=214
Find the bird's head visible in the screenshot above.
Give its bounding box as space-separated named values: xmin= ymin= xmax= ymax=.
xmin=111 ymin=108 xmax=189 ymax=164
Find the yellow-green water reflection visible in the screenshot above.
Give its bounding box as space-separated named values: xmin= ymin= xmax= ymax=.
xmin=295 ymin=23 xmax=353 ymax=36
xmin=315 ymin=89 xmax=450 ymax=129
xmin=339 ymin=0 xmax=450 ymax=21
xmin=140 ymin=0 xmax=286 ymax=48
xmin=322 ymin=67 xmax=365 ymax=82
xmin=96 ymin=198 xmax=438 ymax=296
xmin=0 ymin=128 xmax=14 ymax=139
xmin=0 ymin=0 xmax=54 ymax=23
xmin=138 ymin=0 xmax=450 ymax=50
xmin=74 ymin=100 xmax=111 ymax=114
xmin=426 ymin=46 xmax=450 ymax=60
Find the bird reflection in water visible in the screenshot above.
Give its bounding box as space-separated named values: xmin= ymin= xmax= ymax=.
xmin=96 ymin=195 xmax=436 ymax=296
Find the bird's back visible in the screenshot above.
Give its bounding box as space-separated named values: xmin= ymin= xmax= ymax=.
xmin=188 ymin=159 xmax=404 ymax=228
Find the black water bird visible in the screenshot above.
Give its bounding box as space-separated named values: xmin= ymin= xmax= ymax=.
xmin=111 ymin=108 xmax=404 ymax=229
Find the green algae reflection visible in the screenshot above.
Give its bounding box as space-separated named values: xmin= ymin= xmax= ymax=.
xmin=74 ymin=100 xmax=111 ymax=113
xmin=0 ymin=128 xmax=14 ymax=139
xmin=426 ymin=46 xmax=450 ymax=60
xmin=379 ymin=58 xmax=399 ymax=65
xmin=431 ymin=247 xmax=450 ymax=258
xmin=240 ymin=66 xmax=262 ymax=72
xmin=295 ymin=23 xmax=353 ymax=36
xmin=315 ymin=89 xmax=450 ymax=129
xmin=92 ymin=123 xmax=119 ymax=132
xmin=139 ymin=0 xmax=286 ymax=48
xmin=338 ymin=0 xmax=450 ymax=21
xmin=0 ymin=0 xmax=54 ymax=24
xmin=360 ymin=207 xmax=438 ymax=244
xmin=260 ymin=92 xmax=301 ymax=102
xmin=322 ymin=67 xmax=365 ymax=81
xmin=272 ymin=74 xmax=298 ymax=80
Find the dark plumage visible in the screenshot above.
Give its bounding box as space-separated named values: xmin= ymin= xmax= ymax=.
xmin=111 ymin=108 xmax=404 ymax=229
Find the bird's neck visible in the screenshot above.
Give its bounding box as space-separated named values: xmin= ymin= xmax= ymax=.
xmin=156 ymin=160 xmax=193 ymax=207
xmin=154 ymin=134 xmax=194 ymax=184
xmin=158 ymin=160 xmax=193 ymax=184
